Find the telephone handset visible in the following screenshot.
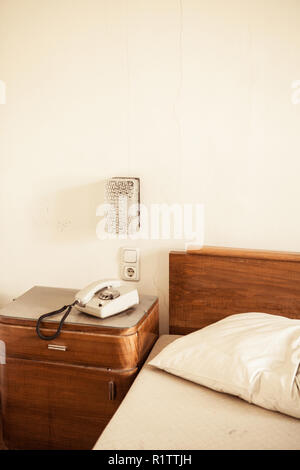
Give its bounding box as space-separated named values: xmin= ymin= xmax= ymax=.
xmin=36 ymin=280 xmax=139 ymax=340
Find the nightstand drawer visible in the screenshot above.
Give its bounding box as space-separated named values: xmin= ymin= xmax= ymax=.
xmin=0 ymin=324 xmax=138 ymax=369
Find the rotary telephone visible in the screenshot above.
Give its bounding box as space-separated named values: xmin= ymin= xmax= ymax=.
xmin=36 ymin=280 xmax=139 ymax=340
xmin=75 ymin=279 xmax=139 ymax=318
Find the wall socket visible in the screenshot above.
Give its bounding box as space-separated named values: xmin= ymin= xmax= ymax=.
xmin=121 ymin=248 xmax=140 ymax=281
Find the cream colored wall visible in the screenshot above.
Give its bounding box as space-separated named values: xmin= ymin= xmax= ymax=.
xmin=0 ymin=0 xmax=300 ymax=332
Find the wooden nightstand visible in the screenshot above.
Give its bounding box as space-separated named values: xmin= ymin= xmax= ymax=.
xmin=0 ymin=286 xmax=159 ymax=450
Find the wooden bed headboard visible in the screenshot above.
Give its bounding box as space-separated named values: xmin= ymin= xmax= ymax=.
xmin=169 ymin=246 xmax=300 ymax=334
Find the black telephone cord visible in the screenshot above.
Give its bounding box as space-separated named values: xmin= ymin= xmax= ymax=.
xmin=36 ymin=301 xmax=78 ymax=340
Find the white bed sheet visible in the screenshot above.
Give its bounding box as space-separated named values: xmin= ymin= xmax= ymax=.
xmin=94 ymin=335 xmax=300 ymax=450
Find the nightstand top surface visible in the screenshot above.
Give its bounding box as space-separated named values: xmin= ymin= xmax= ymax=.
xmin=0 ymin=286 xmax=158 ymax=331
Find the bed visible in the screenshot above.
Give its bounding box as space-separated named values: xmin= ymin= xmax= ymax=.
xmin=94 ymin=246 xmax=300 ymax=450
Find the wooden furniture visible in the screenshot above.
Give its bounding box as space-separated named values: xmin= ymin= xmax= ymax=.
xmin=0 ymin=417 xmax=5 ymax=450
xmin=170 ymin=246 xmax=300 ymax=334
xmin=0 ymin=286 xmax=159 ymax=450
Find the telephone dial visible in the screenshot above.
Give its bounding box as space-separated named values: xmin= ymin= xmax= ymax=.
xmin=36 ymin=280 xmax=139 ymax=340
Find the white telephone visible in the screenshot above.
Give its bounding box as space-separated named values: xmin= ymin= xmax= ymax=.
xmin=75 ymin=279 xmax=139 ymax=319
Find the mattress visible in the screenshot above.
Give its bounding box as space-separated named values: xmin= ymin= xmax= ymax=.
xmin=93 ymin=335 xmax=300 ymax=450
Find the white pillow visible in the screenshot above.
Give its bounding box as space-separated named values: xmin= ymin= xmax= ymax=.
xmin=149 ymin=313 xmax=300 ymax=418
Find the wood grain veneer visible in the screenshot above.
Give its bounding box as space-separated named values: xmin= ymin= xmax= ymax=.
xmin=137 ymin=302 xmax=159 ymax=366
xmin=170 ymin=247 xmax=300 ymax=334
xmin=0 ymin=324 xmax=139 ymax=369
xmin=187 ymin=245 xmax=300 ymax=262
xmin=1 ymin=358 xmax=137 ymax=450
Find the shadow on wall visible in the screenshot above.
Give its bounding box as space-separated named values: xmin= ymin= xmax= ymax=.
xmin=135 ymin=246 xmax=170 ymax=334
xmin=32 ymin=180 xmax=105 ymax=243
xmin=154 ymin=249 xmax=170 ymax=334
xmin=0 ymin=294 xmax=9 ymax=308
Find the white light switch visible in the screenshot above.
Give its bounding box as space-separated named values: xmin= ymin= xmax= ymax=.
xmin=121 ymin=248 xmax=140 ymax=281
xmin=123 ymin=249 xmax=137 ymax=263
